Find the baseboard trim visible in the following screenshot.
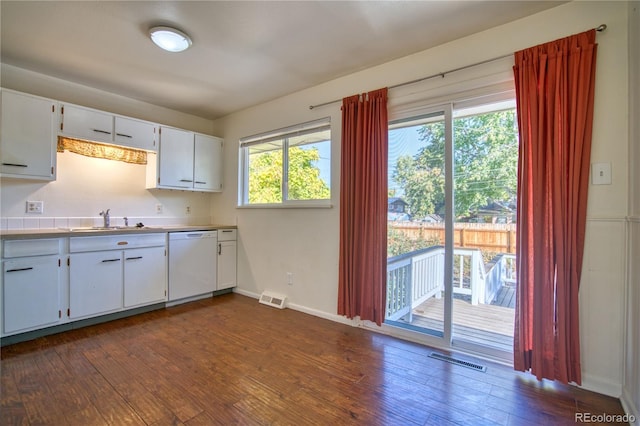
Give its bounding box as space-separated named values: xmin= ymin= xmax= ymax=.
xmin=580 ymin=373 xmax=623 ymax=398
xmin=232 ymin=288 xmax=356 ymax=326
xmin=232 ymin=288 xmax=260 ymax=299
xmin=286 ymin=302 xmax=357 ymax=326
xmin=621 ymin=389 xmax=640 ymax=425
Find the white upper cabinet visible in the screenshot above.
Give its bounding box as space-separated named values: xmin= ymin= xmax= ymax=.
xmin=60 ymin=103 xmax=158 ymax=151
xmin=114 ymin=116 xmax=157 ymax=151
xmin=194 ymin=133 xmax=223 ymax=192
xmin=147 ymin=127 xmax=223 ymax=192
xmin=0 ymin=89 xmax=57 ymax=180
xmin=157 ymin=126 xmax=195 ymax=189
xmin=60 ymin=103 xmax=114 ymax=143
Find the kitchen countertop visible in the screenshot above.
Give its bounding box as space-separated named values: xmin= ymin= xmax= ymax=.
xmin=0 ymin=225 xmax=236 ymax=240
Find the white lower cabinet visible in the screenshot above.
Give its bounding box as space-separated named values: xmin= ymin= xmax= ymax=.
xmin=69 ymin=251 xmax=123 ymax=319
xmin=2 ymin=228 xmax=233 ymax=338
xmin=124 ymin=246 xmax=166 ymax=308
xmin=3 ymin=255 xmax=61 ymax=334
xmin=69 ymin=234 xmax=166 ymax=320
xmin=217 ymin=229 xmax=237 ymax=290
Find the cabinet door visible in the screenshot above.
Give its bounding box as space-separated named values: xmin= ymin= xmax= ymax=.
xmin=0 ymin=90 xmax=56 ymax=180
xmin=2 ymin=255 xmax=60 ymax=334
xmin=61 ymin=104 xmax=113 ymax=143
xmin=217 ymin=240 xmax=236 ymax=290
xmin=115 ymin=116 xmax=157 ymax=151
xmin=124 ymin=246 xmax=166 ymax=308
xmin=194 ymin=134 xmax=223 ymax=192
xmin=69 ymin=251 xmax=123 ymax=319
xmin=158 ymin=127 xmax=194 ymax=188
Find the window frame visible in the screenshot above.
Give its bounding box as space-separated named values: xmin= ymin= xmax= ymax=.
xmin=238 ymin=117 xmax=332 ymax=208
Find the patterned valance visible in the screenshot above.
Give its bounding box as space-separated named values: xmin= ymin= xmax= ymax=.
xmin=57 ymin=137 xmax=147 ymax=165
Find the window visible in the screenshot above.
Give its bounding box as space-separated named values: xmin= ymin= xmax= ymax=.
xmin=239 ymin=118 xmax=331 ymax=206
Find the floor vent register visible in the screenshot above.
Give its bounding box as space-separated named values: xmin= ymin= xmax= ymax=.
xmin=428 ymin=352 xmax=487 ymax=372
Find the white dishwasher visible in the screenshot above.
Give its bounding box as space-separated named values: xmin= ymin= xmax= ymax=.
xmin=168 ymin=231 xmax=217 ymax=303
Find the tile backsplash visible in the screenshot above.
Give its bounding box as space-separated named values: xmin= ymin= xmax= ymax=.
xmin=1 ymin=216 xmax=211 ymax=231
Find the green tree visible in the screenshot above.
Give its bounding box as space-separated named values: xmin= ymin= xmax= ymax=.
xmin=248 ymin=147 xmax=329 ymax=203
xmin=392 ymin=109 xmax=518 ymax=220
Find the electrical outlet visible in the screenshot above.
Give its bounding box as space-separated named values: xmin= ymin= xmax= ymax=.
xmin=287 ymin=272 xmax=293 ymax=285
xmin=26 ymin=201 xmax=44 ymax=214
xmin=186 ymin=206 xmax=191 ymax=215
xmin=156 ymin=203 xmax=163 ymax=214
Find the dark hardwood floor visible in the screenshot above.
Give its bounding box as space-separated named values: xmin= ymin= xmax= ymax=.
xmin=1 ymin=293 xmax=625 ymax=425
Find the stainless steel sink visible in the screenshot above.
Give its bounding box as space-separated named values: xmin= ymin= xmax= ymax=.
xmin=59 ymin=226 xmax=160 ymax=232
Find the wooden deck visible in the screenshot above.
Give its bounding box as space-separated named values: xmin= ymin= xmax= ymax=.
xmin=491 ymin=284 xmax=516 ymax=309
xmin=397 ymin=288 xmax=516 ymax=352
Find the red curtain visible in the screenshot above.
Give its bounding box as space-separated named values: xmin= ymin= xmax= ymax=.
xmin=338 ymin=88 xmax=388 ymax=326
xmin=513 ymin=30 xmax=598 ymax=384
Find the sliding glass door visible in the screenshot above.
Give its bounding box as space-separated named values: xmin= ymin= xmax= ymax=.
xmin=386 ymin=106 xmax=453 ymax=341
xmin=386 ymin=99 xmax=518 ymax=358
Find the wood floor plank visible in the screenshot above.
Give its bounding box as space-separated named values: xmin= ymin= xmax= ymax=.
xmin=1 ymin=293 xmax=627 ymax=425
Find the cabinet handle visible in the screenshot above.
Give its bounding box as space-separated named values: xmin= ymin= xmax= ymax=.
xmin=92 ymin=129 xmax=112 ymax=135
xmin=2 ymin=163 xmax=28 ymax=168
xmin=218 ymin=243 xmax=222 ymax=255
xmin=195 ymin=181 xmax=207 ymax=184
xmin=116 ymin=133 xmax=133 ymax=138
xmin=180 ymin=179 xmax=193 ymax=183
xmin=222 ymin=230 xmax=233 ymax=233
xmin=101 ymin=258 xmax=121 ymax=263
xmin=6 ymin=267 xmax=34 ymax=273
xmin=125 ymin=256 xmax=143 ymax=261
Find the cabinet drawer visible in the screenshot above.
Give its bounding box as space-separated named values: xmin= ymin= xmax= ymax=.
xmin=217 ymin=229 xmax=236 ymax=241
xmin=70 ymin=233 xmax=166 ymax=252
xmin=3 ymin=238 xmax=60 ymax=258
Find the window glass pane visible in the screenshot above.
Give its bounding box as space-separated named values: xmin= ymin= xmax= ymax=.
xmin=247 ymin=140 xmax=283 ymax=204
xmin=387 ymin=112 xmax=447 ymax=336
xmin=240 ymin=118 xmax=331 ymax=205
xmin=451 ymin=107 xmax=518 ymax=352
xmin=287 ymin=129 xmax=331 ymax=201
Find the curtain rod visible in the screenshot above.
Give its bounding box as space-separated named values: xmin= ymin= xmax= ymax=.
xmin=308 ymin=24 xmax=607 ymax=110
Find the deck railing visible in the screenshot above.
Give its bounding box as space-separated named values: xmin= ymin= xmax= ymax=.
xmin=386 ymin=247 xmax=515 ymax=321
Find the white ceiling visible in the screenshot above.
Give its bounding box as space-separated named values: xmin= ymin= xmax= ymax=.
xmin=1 ymin=1 xmax=564 ymax=120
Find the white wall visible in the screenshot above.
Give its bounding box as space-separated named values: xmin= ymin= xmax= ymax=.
xmin=624 ymin=1 xmax=640 ymax=423
xmin=0 ymin=65 xmax=218 ymax=228
xmin=212 ymin=1 xmax=631 ymax=397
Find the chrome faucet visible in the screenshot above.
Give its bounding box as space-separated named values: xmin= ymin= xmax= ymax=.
xmin=99 ymin=209 xmax=111 ymax=228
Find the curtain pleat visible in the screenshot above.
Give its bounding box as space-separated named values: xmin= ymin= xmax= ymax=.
xmin=338 ymin=88 xmax=388 ymax=326
xmin=513 ymin=30 xmax=597 ymax=384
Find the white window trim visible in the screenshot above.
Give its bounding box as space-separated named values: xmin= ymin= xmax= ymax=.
xmin=238 ymin=117 xmax=331 ymax=208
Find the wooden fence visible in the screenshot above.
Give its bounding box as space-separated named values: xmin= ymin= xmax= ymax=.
xmin=389 ymin=222 xmax=516 ymax=254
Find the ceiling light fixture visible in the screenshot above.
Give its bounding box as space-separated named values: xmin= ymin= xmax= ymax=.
xmin=149 ymin=26 xmax=192 ymax=52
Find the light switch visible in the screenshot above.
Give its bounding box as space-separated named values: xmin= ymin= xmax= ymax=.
xmin=591 ymin=162 xmax=612 ymax=185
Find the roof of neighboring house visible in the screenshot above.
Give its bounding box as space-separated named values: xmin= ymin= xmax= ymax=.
xmin=388 ymin=197 xmax=408 ymax=205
